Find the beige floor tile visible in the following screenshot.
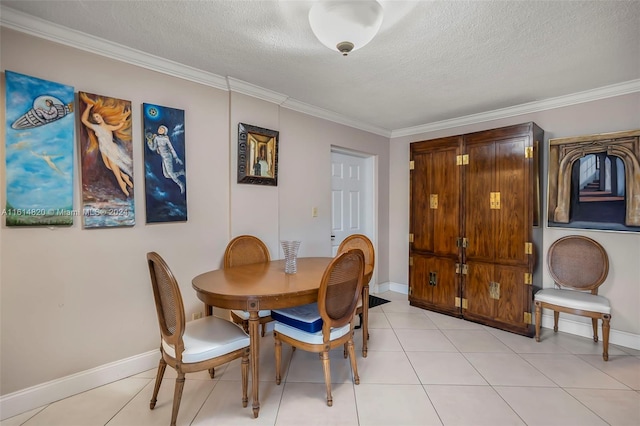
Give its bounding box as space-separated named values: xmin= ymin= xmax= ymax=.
xmin=356 ymin=351 xmax=420 ymax=384
xmin=487 ymin=327 xmax=570 ymax=354
xmin=425 ymin=311 xmax=484 ymax=330
xmin=355 ymin=328 xmax=403 ymax=352
xmin=108 ymin=378 xmax=215 ymax=426
xmin=579 ymin=354 xmax=640 ymax=390
xmin=442 ymin=329 xmax=513 ymax=353
xmin=521 ymin=353 xmax=630 ymax=389
xmin=395 ymin=329 xmax=458 ymax=352
xmin=192 ymin=380 xmax=283 ymax=425
xmin=23 ymin=378 xmax=149 ymax=426
xmin=366 ymin=311 xmax=392 ymax=329
xmin=0 ymin=407 xmax=46 ymax=426
xmin=540 ymin=330 xmax=628 ymax=357
xmin=495 ymin=386 xmax=609 ymax=426
xmin=565 ymin=388 xmax=640 ymax=426
xmin=425 ymin=385 xmax=525 ymax=426
xmin=407 ymin=352 xmax=487 ymax=385
xmin=385 ymin=312 xmax=438 ymax=329
xmin=275 ymin=382 xmax=358 ymax=425
xmin=464 ymin=352 xmax=556 ymax=386
xmin=355 ymin=384 xmax=442 ymax=425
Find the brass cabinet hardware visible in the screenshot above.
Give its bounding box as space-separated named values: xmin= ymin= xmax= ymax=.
xmin=409 ymin=233 xmax=414 ymax=243
xmin=525 ymin=146 xmax=534 ymax=159
xmin=456 ymin=154 xmax=469 ymax=165
xmin=409 ymin=160 xmax=415 ymax=170
xmin=489 ymin=281 xmax=501 ymax=299
xmin=490 ymin=192 xmax=501 ymax=209
xmin=524 ymin=273 xmax=532 ymax=285
xmin=430 ymin=194 xmax=438 ymax=209
xmin=524 ymin=312 xmax=532 ymax=324
xmin=525 ymin=242 xmax=533 ymax=254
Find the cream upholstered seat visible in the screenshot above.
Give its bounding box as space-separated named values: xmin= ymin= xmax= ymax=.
xmin=146 ymin=252 xmax=250 ymax=426
xmin=224 ymin=235 xmax=273 ymax=337
xmin=273 ymin=249 xmax=365 ymax=407
xmin=337 ymin=234 xmax=375 ymax=357
xmin=534 ymin=235 xmax=611 ymax=361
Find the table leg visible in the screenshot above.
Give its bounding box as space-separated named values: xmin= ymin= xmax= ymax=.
xmin=362 ymin=284 xmax=369 ymax=357
xmin=248 ymin=310 xmax=260 ymax=418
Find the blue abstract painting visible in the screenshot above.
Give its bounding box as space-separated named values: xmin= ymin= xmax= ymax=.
xmin=143 ymin=103 xmax=187 ymax=223
xmin=4 ymin=71 xmax=75 ymax=226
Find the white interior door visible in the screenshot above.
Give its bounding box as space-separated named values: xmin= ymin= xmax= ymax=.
xmin=331 ymin=149 xmax=376 ymax=288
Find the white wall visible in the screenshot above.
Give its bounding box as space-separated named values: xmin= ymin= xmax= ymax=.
xmin=0 ymin=28 xmax=390 ymax=398
xmin=389 ymin=93 xmax=640 ymax=340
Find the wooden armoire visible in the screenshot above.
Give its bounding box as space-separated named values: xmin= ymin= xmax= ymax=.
xmin=409 ymin=122 xmax=543 ymax=336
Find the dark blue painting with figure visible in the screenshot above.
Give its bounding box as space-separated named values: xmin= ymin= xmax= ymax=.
xmin=143 ymin=103 xmax=187 ymax=223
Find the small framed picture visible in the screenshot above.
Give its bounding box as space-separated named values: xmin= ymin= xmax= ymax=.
xmin=237 ymin=123 xmax=278 ymax=186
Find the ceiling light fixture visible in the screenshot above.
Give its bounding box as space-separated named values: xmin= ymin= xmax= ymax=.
xmin=309 ymin=1 xmax=384 ymax=56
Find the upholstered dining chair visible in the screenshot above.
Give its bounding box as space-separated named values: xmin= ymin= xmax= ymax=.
xmin=272 ymin=248 xmax=365 ymax=407
xmin=337 ymin=234 xmax=375 ymax=357
xmin=224 ymin=235 xmax=273 ymax=337
xmin=534 ymin=235 xmax=612 ymax=360
xmin=147 ymin=252 xmax=250 ymax=426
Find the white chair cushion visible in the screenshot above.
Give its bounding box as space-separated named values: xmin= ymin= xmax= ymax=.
xmin=274 ymin=321 xmax=351 ymax=345
xmin=535 ymin=288 xmax=611 ymax=314
xmin=231 ymin=309 xmax=271 ymax=320
xmin=162 ymin=316 xmax=249 ymax=364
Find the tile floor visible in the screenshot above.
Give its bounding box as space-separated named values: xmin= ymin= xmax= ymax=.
xmin=3 ymin=291 xmax=639 ymax=426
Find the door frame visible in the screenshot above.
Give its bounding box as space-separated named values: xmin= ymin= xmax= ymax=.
xmin=331 ymin=146 xmax=378 ymax=293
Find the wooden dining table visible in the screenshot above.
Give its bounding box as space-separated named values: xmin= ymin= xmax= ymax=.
xmin=192 ymin=257 xmax=330 ymax=418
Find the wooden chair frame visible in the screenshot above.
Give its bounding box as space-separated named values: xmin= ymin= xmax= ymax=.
xmin=534 ymin=235 xmax=611 ymax=361
xmin=224 ymin=235 xmax=273 ymax=337
xmin=338 ymin=234 xmax=375 ymax=357
xmin=147 ymin=252 xmax=250 ymax=425
xmin=273 ymin=249 xmax=365 ymax=406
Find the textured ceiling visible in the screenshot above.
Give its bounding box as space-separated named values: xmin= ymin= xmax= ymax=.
xmin=2 ymin=0 xmax=639 ymax=136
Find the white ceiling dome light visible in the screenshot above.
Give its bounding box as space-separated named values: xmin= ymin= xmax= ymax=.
xmin=309 ymin=1 xmax=384 ymax=56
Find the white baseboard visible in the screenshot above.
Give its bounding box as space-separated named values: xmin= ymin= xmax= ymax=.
xmin=0 ymin=350 xmax=159 ymax=421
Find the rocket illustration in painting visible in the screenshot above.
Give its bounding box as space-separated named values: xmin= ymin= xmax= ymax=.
xmin=11 ymin=95 xmax=74 ymax=129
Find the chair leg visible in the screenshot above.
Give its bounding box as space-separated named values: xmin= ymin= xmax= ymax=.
xmin=592 ymin=318 xmax=599 ymax=342
xmin=208 ymin=368 xmax=215 ymax=379
xmin=274 ymin=332 xmax=282 ymax=385
xmin=553 ymin=311 xmax=559 ymax=332
xmin=261 ymin=323 xmax=266 ymax=337
xmin=321 ymin=350 xmax=333 ymax=407
xmin=534 ymin=301 xmax=542 ymax=342
xmin=150 ymin=358 xmax=167 ymax=409
xmin=241 ymin=349 xmax=249 ymax=407
xmin=602 ymin=314 xmax=611 ymax=361
xmin=170 ymin=372 xmax=186 ymax=426
xmin=347 ymin=338 xmax=360 ymax=385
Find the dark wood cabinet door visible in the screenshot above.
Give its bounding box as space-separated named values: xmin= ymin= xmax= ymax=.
xmin=409 ymin=137 xmax=461 ymax=314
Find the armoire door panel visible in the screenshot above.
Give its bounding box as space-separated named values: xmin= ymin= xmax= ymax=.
xmin=431 ymin=147 xmax=461 ymax=256
xmin=494 ymin=265 xmax=527 ymax=325
xmin=464 ymin=142 xmax=495 ymax=261
xmin=463 ymin=261 xmax=494 ymax=319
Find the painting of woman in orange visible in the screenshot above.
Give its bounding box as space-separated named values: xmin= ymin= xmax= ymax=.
xmin=79 ymin=92 xmax=133 ymax=196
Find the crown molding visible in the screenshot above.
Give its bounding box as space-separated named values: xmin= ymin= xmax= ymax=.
xmin=391 ymin=79 xmax=640 ymax=138
xmin=0 ymin=6 xmax=228 ymax=90
xmin=227 ymin=77 xmax=289 ymax=105
xmin=281 ymin=98 xmax=392 ymax=137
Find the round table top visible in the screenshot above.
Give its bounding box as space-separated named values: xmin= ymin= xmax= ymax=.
xmin=192 ymin=257 xmax=333 ymax=311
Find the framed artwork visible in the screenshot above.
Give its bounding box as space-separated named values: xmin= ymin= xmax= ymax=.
xmin=143 ymin=103 xmax=187 ymax=223
xmin=547 ymin=129 xmax=640 ymax=233
xmin=237 ymin=123 xmax=278 ymax=186
xmin=78 ymin=91 xmax=135 ymax=228
xmin=4 ymin=71 xmax=75 ymax=227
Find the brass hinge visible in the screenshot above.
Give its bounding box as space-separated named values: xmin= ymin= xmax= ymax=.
xmin=524 ymin=273 xmax=532 ymax=285
xmin=409 ymin=233 xmax=414 ymax=243
xmin=456 ymin=154 xmax=469 ymax=166
xmin=455 ymin=297 xmax=468 ymax=309
xmin=525 ymin=242 xmax=533 ymax=255
xmin=430 ymin=194 xmax=438 ymax=209
xmin=409 ymin=257 xmax=414 ymax=267
xmin=489 ymin=282 xmax=501 ymax=300
xmin=456 ymin=237 xmax=468 ymax=248
xmin=461 ymin=264 xmax=468 ymax=275
xmin=409 ymin=160 xmax=415 ymax=170
xmin=525 ymin=146 xmax=534 ymax=159
xmin=455 ymin=263 xmax=460 ymax=274
xmin=524 ymin=312 xmax=532 ymax=324
xmin=490 ymin=192 xmax=501 ymax=209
